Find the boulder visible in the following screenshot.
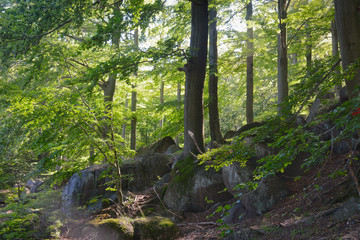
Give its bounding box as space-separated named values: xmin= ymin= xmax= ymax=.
xmin=136 ymin=136 xmax=176 ymax=156
xmin=222 ymin=162 xmax=254 ymax=197
xmin=25 ymin=179 xmax=44 ymax=193
xmin=62 ymin=154 xmax=172 ymax=217
xmin=85 ymin=216 xmax=178 ymax=240
xmin=224 ymin=130 xmax=237 ymax=140
xmin=133 ymin=216 xmax=179 ymax=240
xmin=122 ymin=154 xmax=172 ymax=192
xmin=165 ymin=144 xmax=182 ymax=155
xmin=222 ymin=162 xmax=289 ymax=223
xmin=62 ymin=164 xmax=112 ymax=218
xmin=224 ymin=122 xmax=265 ymax=140
xmin=332 ymin=197 xmax=360 ymax=221
xmin=163 ymin=157 xmax=232 ymax=212
xmin=93 ymin=218 xmax=134 ymax=240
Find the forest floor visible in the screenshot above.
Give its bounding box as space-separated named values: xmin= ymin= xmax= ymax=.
xmin=175 ymin=152 xmax=360 ymax=240
xmin=58 ymin=152 xmax=360 ymax=240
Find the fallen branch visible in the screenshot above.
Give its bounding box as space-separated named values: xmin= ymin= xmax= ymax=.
xmin=177 ymin=222 xmax=219 ymax=227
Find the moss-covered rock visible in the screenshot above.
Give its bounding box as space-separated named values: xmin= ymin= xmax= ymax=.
xmin=163 ymin=156 xmax=232 ymax=212
xmin=133 ymin=216 xmax=178 ymax=240
xmin=93 ymin=217 xmax=134 ymax=240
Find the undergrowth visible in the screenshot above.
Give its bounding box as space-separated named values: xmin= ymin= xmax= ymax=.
xmin=0 ymin=188 xmax=64 ymax=239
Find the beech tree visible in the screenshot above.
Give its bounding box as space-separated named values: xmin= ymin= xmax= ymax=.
xmin=208 ymin=4 xmax=224 ymax=144
xmin=181 ymin=0 xmax=208 ymax=156
xmin=334 ymin=0 xmax=360 ymax=99
xmin=246 ymin=0 xmax=254 ymax=123
xmin=277 ymin=0 xmax=289 ymax=114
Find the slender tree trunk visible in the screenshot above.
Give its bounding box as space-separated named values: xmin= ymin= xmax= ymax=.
xmin=246 ymin=0 xmax=254 ymax=124
xmin=334 ymin=0 xmax=360 ymax=99
xmin=208 ymin=6 xmax=224 ymax=144
xmin=159 ymin=81 xmax=164 ymax=128
xmin=182 ymin=0 xmax=208 ymax=156
xmin=130 ymin=87 xmax=137 ymax=150
xmin=174 ymin=82 xmax=181 ymax=145
xmin=121 ymin=97 xmax=128 ymax=142
xmin=331 ymin=19 xmax=341 ymax=97
xmin=277 ymin=0 xmax=289 ymax=115
xmin=130 ymin=28 xmax=138 ymax=150
xmin=305 ymin=21 xmax=312 ymax=76
xmin=100 ymin=3 xmax=124 ymax=205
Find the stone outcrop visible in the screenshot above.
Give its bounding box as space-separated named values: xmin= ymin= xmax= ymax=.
xmin=62 ymin=164 xmax=112 ymax=218
xmin=136 ymin=136 xmax=177 ymax=156
xmin=62 ymin=154 xmax=172 ymax=217
xmin=224 ymin=122 xmax=265 ymax=140
xmin=222 ymin=162 xmax=289 ymax=223
xmin=84 ymin=216 xmax=178 ymax=240
xmin=163 ymin=157 xmax=232 ymax=212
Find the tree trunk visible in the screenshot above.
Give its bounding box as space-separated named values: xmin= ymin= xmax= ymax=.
xmin=130 ymin=87 xmax=137 ymax=150
xmin=305 ymin=21 xmax=312 ymax=76
xmin=174 ymin=82 xmax=181 ymax=145
xmin=331 ymin=19 xmax=341 ymax=97
xmin=334 ymin=0 xmax=360 ymax=99
xmin=130 ymin=28 xmax=139 ymax=150
xmin=101 ymin=3 xmax=124 ymax=205
xmin=182 ymin=0 xmax=208 ymax=156
xmin=159 ymin=81 xmax=164 ymax=128
xmin=208 ymin=6 xmax=224 ymax=144
xmin=246 ymin=0 xmax=254 ymax=124
xmin=277 ymin=0 xmax=289 ymax=114
xmin=121 ymin=97 xmax=128 ymax=142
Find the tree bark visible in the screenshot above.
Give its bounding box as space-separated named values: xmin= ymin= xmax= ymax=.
xmin=334 ymin=0 xmax=360 ymax=99
xmin=130 ymin=28 xmax=139 ymax=150
xmin=130 ymin=88 xmax=137 ymax=150
xmin=331 ymin=19 xmax=341 ymax=97
xmin=121 ymin=97 xmax=128 ymax=142
xmin=159 ymin=81 xmax=164 ymax=128
xmin=182 ymin=0 xmax=208 ymax=156
xmin=208 ymin=6 xmax=224 ymax=144
xmin=246 ymin=0 xmax=254 ymax=124
xmin=175 ymin=82 xmax=181 ymax=145
xmin=277 ymin=0 xmax=289 ymax=115
xmin=305 ymin=21 xmax=312 ymax=76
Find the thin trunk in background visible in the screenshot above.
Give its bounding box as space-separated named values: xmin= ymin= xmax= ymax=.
xmin=331 ymin=19 xmax=341 ymax=97
xmin=130 ymin=28 xmax=139 ymax=150
xmin=277 ymin=0 xmax=289 ymax=115
xmin=246 ymin=0 xmax=254 ymax=124
xmin=121 ymin=97 xmax=128 ymax=143
xmin=208 ymin=6 xmax=224 ymax=143
xmin=305 ymin=21 xmax=312 ymax=76
xmin=174 ymin=82 xmax=181 ymax=145
xmin=159 ymin=81 xmax=164 ymax=128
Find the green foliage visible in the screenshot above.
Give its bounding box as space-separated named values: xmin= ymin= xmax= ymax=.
xmin=0 ymin=189 xmax=63 ymax=239
xmin=198 ymin=141 xmax=255 ymax=172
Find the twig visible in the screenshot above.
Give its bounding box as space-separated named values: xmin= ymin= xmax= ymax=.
xmin=177 ymin=222 xmax=219 ymax=227
xmin=152 ymin=187 xmax=182 ymax=218
xmin=293 ymin=59 xmax=342 ymax=118
xmin=348 ymin=164 xmax=360 ymax=198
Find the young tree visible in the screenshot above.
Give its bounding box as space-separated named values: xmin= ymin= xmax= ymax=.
xmin=334 ymin=0 xmax=360 ymax=99
xmin=208 ymin=5 xmax=224 ymax=144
